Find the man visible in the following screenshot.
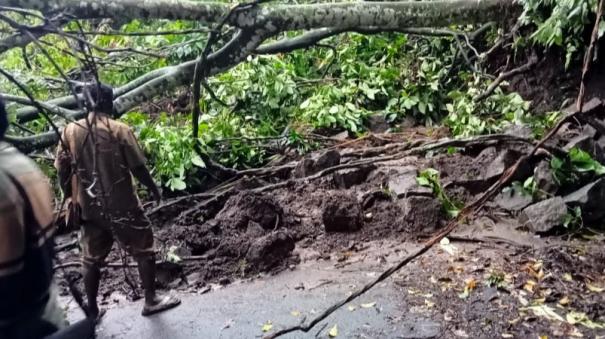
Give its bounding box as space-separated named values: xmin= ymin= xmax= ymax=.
xmin=0 ymin=98 xmax=67 ymax=338
xmin=55 ymin=83 xmax=180 ymax=318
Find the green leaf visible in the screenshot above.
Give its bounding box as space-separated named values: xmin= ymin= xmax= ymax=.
xmin=191 ymin=155 xmax=206 ymax=168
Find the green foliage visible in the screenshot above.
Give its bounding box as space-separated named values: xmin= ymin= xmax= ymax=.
xmin=416 ymin=168 xmax=462 ymax=218
xmin=519 ymin=0 xmax=604 ymax=68
xmin=445 ymin=74 xmax=530 ymax=137
xmin=550 ymin=147 xmax=605 ymax=185
xmin=563 ymin=206 xmax=583 ymax=230
xmin=122 ymin=112 xmax=204 ymax=191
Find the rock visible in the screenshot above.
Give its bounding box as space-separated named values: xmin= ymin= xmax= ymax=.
xmin=367 ymin=114 xmax=389 ymax=133
xmin=331 ymin=131 xmax=349 ymax=141
xmin=582 ymin=124 xmax=598 ymax=139
xmin=155 ymin=261 xmax=183 ymax=287
xmin=400 ymin=115 xmax=417 ymax=129
xmin=315 ymin=150 xmax=341 ymax=171
xmin=293 ymin=158 xmax=315 ymax=178
xmin=386 ymin=166 xmax=432 ymax=197
xmin=563 ymin=97 xmax=603 ymax=115
xmin=322 ymin=193 xmax=362 ymax=232
xmin=563 ymin=134 xmax=605 ymax=164
xmin=563 ymin=178 xmax=605 ymax=222
xmin=534 ymin=160 xmax=559 ymax=198
xmin=245 ymin=230 xmax=295 ymax=271
xmin=398 ymin=317 xmax=441 ymax=339
xmin=503 ymin=124 xmax=533 ymax=139
xmin=294 ymin=150 xmax=341 ymax=178
xmin=484 ymin=149 xmax=523 ymax=180
xmin=401 ymin=196 xmax=444 ymax=233
xmin=494 ymin=189 xmax=533 ymax=212
xmin=519 ymin=197 xmax=568 ymax=233
xmin=332 ymin=165 xmax=374 ymax=189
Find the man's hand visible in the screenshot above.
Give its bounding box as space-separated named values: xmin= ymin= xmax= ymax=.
xmin=152 ymin=187 xmax=162 ymax=205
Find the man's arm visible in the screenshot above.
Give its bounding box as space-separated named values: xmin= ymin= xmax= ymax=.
xmin=131 ymin=165 xmax=161 ymax=203
xmin=54 ymin=131 xmax=72 ymax=197
xmin=121 ymin=127 xmax=161 ymax=202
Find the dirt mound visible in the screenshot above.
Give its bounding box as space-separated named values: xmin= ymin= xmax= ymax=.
xmin=215 ymin=191 xmax=284 ymax=230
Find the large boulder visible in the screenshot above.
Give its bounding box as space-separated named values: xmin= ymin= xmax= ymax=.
xmin=519 ymin=197 xmax=568 ymax=233
xmin=563 ymin=178 xmax=605 ymax=222
xmin=322 ymin=193 xmax=362 ymax=232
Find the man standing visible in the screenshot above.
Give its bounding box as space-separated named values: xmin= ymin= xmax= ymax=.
xmin=55 ymin=83 xmax=180 ymax=318
xmin=0 ymin=98 xmax=67 ymax=338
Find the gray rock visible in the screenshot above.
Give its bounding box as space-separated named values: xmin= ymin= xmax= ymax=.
xmin=582 ymin=124 xmax=598 ymax=139
xmin=293 ymin=158 xmax=315 ymax=178
xmin=563 ymin=178 xmax=605 ymax=222
xmin=519 ymin=197 xmax=568 ymax=233
xmin=401 ymin=196 xmax=444 ymax=233
xmin=314 ymin=149 xmax=341 ymax=171
xmin=563 ymin=97 xmax=603 ymax=115
xmin=293 ymin=150 xmax=341 ymax=178
xmin=332 ymin=165 xmax=374 ymax=189
xmin=386 ymin=167 xmax=432 ymax=197
xmin=398 ymin=317 xmax=441 ymax=339
xmin=503 ymin=124 xmax=533 ymax=139
xmin=494 ymin=189 xmax=533 ymax=211
xmin=564 ymin=134 xmax=605 ymax=164
xmin=367 ymin=114 xmax=389 ymax=133
xmin=484 ymin=149 xmax=521 ymax=180
xmin=322 ymin=193 xmax=362 ymax=232
xmin=245 ymin=230 xmax=295 ymax=271
xmin=534 ymin=160 xmax=559 ymax=197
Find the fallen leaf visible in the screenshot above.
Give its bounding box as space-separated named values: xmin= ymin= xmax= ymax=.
xmin=501 ymin=334 xmax=513 ymax=338
xmin=524 ymin=305 xmax=565 ymax=322
xmin=586 ymin=282 xmax=605 ymax=293
xmin=261 ymin=321 xmax=273 ymax=333
xmin=539 ymin=336 xmax=548 ymax=339
xmin=361 ymin=302 xmax=376 ymax=308
xmin=559 ymin=296 xmax=570 ymax=306
xmin=566 ymin=311 xmax=605 ymax=329
xmin=453 ymin=329 xmax=469 ymax=338
xmin=425 ymin=299 xmax=435 ymax=308
xmin=290 ymin=310 xmax=300 ymax=317
xmin=524 ymin=280 xmax=537 ymax=293
xmin=465 ymin=278 xmax=477 ymax=291
xmin=563 ymin=273 xmax=573 ymax=282
xmin=328 ymin=324 xmax=338 ymax=337
xmin=440 ymin=237 xmax=458 ymax=255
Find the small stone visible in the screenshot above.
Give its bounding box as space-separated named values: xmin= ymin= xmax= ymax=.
xmin=563 ymin=178 xmax=605 ymax=222
xmin=364 ymin=212 xmax=373 ymax=221
xmin=519 ymin=197 xmax=567 ymax=233
xmin=293 ymin=158 xmax=315 ymax=178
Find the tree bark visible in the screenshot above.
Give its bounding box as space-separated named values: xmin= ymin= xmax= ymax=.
xmin=1 ymin=0 xmax=518 ymax=152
